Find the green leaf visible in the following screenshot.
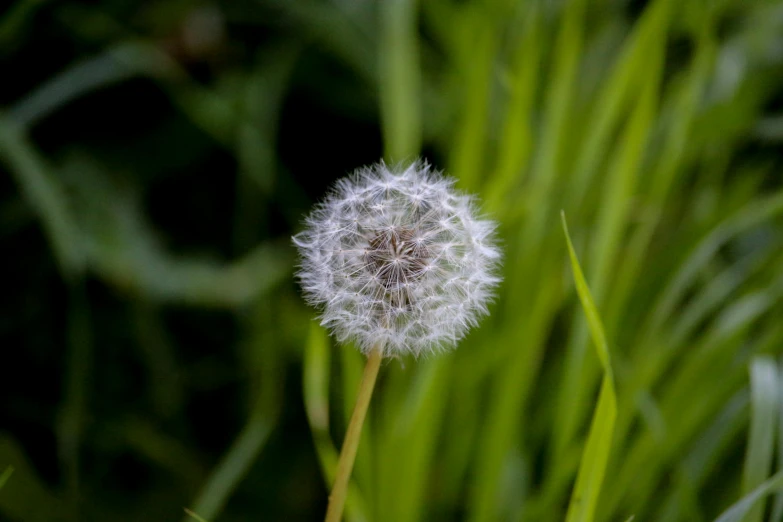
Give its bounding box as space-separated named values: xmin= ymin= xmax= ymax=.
xmin=562 ymin=212 xmax=617 ymax=522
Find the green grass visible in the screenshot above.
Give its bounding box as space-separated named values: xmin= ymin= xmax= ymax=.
xmin=2 ymin=0 xmax=783 ymax=521
xmin=561 ymin=213 xmax=616 ymax=522
xmin=0 ymin=467 xmax=13 ymax=491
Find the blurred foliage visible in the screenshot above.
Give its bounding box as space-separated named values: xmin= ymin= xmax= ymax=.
xmin=3 ymin=0 xmax=783 ymax=521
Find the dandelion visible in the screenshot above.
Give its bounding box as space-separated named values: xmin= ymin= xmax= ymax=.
xmin=293 ymin=160 xmax=501 ymax=522
xmin=293 ymin=160 xmax=501 ymax=357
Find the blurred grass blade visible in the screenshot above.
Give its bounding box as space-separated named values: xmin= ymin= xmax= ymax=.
xmin=0 ymin=467 xmax=13 ymax=490
xmin=560 ymin=214 xmax=613 ymax=375
xmin=520 ymin=0 xmax=586 ymax=243
xmin=183 ymin=508 xmax=209 ymax=522
xmin=554 ymin=44 xmax=662 ymax=466
xmin=467 ymin=0 xmax=587 ymax=517
xmin=486 ymin=3 xmax=540 ymax=214
xmin=449 ymin=5 xmax=497 ymax=192
xmin=0 ymin=436 xmax=64 ymax=521
xmin=268 ymin=0 xmax=376 ymax=83
xmin=304 ymin=322 xmax=332 ymax=456
xmin=57 ymin=155 xmax=291 ymax=307
xmin=185 ymin=405 xmax=275 ymax=522
xmin=9 ymin=47 xmax=140 ymax=129
xmin=561 ymin=213 xmax=617 ymax=522
xmin=683 ymin=391 xmax=750 ymax=488
xmin=0 ymin=0 xmax=45 ymax=53
xmin=567 ymin=0 xmax=671 ymax=209
xmin=713 ymin=470 xmax=783 ymax=522
xmin=740 ymin=356 xmax=779 ymax=522
xmin=654 ymin=391 xmax=750 ymax=521
xmin=184 ymin=297 xmax=285 ymax=522
xmin=773 ymin=362 xmax=783 ymax=521
xmin=382 ymin=358 xmax=450 ymax=522
xmin=647 ymin=190 xmax=783 ymax=333
xmin=379 ymin=0 xmax=421 ymax=161
xmin=0 ymin=115 xmax=85 ymax=279
xmin=58 ymin=284 xmax=92 ymax=518
xmin=8 ymin=41 xmax=248 ymax=147
xmin=303 ymin=323 xmax=369 ymax=522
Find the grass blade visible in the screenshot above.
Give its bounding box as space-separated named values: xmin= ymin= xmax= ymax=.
xmin=0 ymin=115 xmax=85 ymax=279
xmin=0 ymin=467 xmax=13 ymax=491
xmin=183 ymin=507 xmax=209 ymax=522
xmin=382 ymin=358 xmax=450 ymax=522
xmin=713 ymin=470 xmax=783 ymax=522
xmin=185 ymin=407 xmax=275 ymax=521
xmin=740 ymin=356 xmax=779 ymax=522
xmin=379 ymin=0 xmax=421 ymax=161
xmin=561 ymin=212 xmax=617 ymax=522
xmin=772 ymin=360 xmax=783 ymax=521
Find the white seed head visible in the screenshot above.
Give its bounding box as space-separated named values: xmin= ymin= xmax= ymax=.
xmin=293 ymin=161 xmax=501 ymax=357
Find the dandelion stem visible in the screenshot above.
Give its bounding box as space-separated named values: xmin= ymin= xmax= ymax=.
xmin=324 ymin=344 xmax=383 ymax=522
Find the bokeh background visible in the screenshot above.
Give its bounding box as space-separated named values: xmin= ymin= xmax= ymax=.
xmin=3 ymin=0 xmax=783 ymax=521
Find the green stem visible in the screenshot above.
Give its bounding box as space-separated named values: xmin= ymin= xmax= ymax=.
xmin=324 ymin=345 xmax=383 ymax=522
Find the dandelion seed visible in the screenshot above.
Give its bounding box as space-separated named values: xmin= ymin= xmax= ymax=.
xmin=293 ymin=160 xmax=501 ymax=357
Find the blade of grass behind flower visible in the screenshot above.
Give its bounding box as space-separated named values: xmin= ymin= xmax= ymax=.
xmin=383 ymin=357 xmax=450 ymax=522
xmin=553 ymin=40 xmax=662 ymax=474
xmin=713 ymin=470 xmax=783 ymax=522
xmin=740 ymin=356 xmax=779 ymax=522
xmin=449 ymin=4 xmax=498 ymax=193
xmin=468 ymin=0 xmax=586 ymax=516
xmin=603 ymin=25 xmax=715 ymax=332
xmin=8 ymin=45 xmax=145 ymax=130
xmin=645 ymin=190 xmax=783 ymax=336
xmin=567 ymin=0 xmax=672 ymax=212
xmin=183 ymin=508 xmax=209 ymax=522
xmin=187 ymin=408 xmax=276 ymax=522
xmin=772 ymin=360 xmax=783 ymax=521
xmin=379 ymin=0 xmax=421 ymax=162
xmin=268 ymin=0 xmax=376 ymax=83
xmin=58 ymin=284 xmax=92 ymax=519
xmin=561 ymin=213 xmax=617 ymax=522
xmin=0 ymin=115 xmax=84 ymax=279
xmin=520 ymin=0 xmax=586 ymax=248
xmin=233 ymin=46 xmax=300 ymax=251
xmin=0 ymin=436 xmax=64 ymax=521
xmin=0 ymin=467 xmax=13 ymax=491
xmin=0 ymin=0 xmax=42 ymax=50
xmin=601 ymin=288 xmax=783 ymax=520
xmin=651 ymin=390 xmax=749 ymax=521
xmin=7 ymin=41 xmax=239 ymax=147
xmin=185 ymin=300 xmax=283 ymax=522
xmin=486 ymin=3 xmax=540 ymax=214
xmin=468 ymin=281 xmax=563 ymax=522
xmin=610 ymin=204 xmax=779 ymax=473
xmin=578 ymin=22 xmax=716 ymax=519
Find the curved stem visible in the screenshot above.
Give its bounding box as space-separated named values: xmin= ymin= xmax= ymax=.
xmin=324 ymin=345 xmax=383 ymax=522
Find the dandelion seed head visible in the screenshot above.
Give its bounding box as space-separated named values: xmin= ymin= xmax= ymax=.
xmin=293 ymin=160 xmax=501 ymax=357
